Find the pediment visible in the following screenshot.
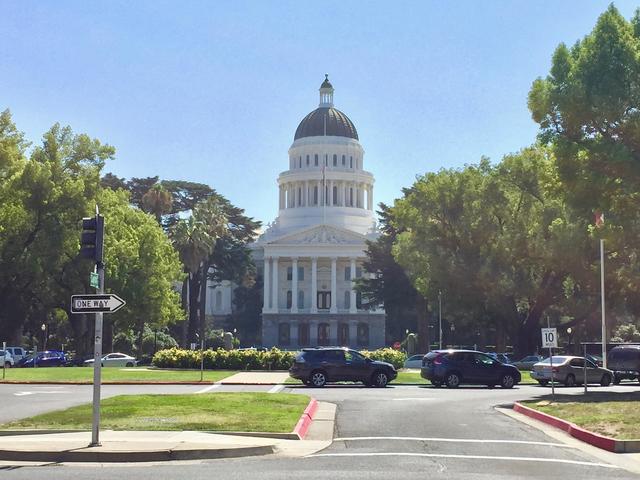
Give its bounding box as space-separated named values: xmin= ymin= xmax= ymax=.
xmin=267 ymin=224 xmax=366 ymax=246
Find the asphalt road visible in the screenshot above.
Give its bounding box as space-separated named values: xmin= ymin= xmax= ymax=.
xmin=1 ymin=381 xmax=640 ymax=479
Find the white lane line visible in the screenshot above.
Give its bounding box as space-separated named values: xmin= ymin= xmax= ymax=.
xmin=392 ymin=398 xmax=434 ymax=401
xmin=307 ymin=452 xmax=620 ymax=469
xmin=268 ymin=384 xmax=285 ymax=394
xmin=14 ymin=391 xmax=71 ymax=396
xmin=334 ymin=436 xmax=575 ymax=448
xmin=195 ymin=383 xmax=221 ymax=394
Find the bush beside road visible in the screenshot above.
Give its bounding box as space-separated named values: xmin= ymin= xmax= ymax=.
xmin=1 ymin=392 xmax=310 ymax=433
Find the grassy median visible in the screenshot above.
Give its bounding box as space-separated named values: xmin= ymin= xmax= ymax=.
xmin=2 ymin=392 xmax=310 ymax=432
xmin=522 ymin=392 xmax=640 ymax=440
xmin=0 ymin=367 xmax=235 ymax=383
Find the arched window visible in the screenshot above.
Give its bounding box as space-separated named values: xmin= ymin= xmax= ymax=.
xmin=356 ymin=291 xmax=363 ymax=309
xmin=215 ymin=290 xmax=222 ymax=310
xmin=314 ymin=154 xmax=318 ymax=166
xmin=350 ymin=188 xmax=354 ymax=206
xmin=344 ymin=290 xmax=350 ymax=309
xmin=350 ymin=156 xmax=353 ymax=168
xmin=306 ymin=155 xmax=310 ymax=166
xmin=314 ymin=186 xmax=318 ymax=205
xmin=297 ymin=290 xmax=304 ymax=309
xmin=325 ymin=154 xmax=328 ymax=166
xmin=299 ymin=156 xmax=302 ymax=168
xmin=332 ymin=186 xmax=338 ymax=205
xmin=318 ymin=323 xmax=330 ymax=346
xmin=338 ymin=323 xmax=349 ymax=346
xmin=298 ymin=187 xmax=302 ymax=206
xmin=286 ymin=290 xmax=292 ymax=309
xmin=333 ymin=154 xmax=337 ymax=166
xmin=279 ymin=323 xmax=291 ymax=346
xmin=298 ymin=324 xmax=310 ymax=346
xmin=357 ymin=323 xmax=369 ymax=347
xmin=342 ymin=155 xmax=346 ymax=165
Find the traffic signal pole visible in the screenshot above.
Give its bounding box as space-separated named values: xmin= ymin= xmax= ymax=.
xmin=90 ymin=261 xmax=104 ymax=447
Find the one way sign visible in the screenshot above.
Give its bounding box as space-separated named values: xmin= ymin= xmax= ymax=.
xmin=71 ymin=294 xmax=126 ymax=314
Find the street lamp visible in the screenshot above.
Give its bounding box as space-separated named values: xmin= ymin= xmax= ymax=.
xmin=450 ymin=323 xmax=455 ymax=348
xmin=438 ymin=291 xmax=443 ymax=350
xmin=41 ymin=323 xmax=46 ymax=352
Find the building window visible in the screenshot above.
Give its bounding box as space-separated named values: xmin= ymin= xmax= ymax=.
xmin=314 ymin=154 xmax=318 ymax=166
xmin=333 ymin=154 xmax=337 ymax=166
xmin=342 ymin=154 xmax=345 ymax=165
xmin=325 ymin=154 xmax=328 ymax=166
xmin=298 ymin=324 xmax=310 ymax=346
xmin=314 ymin=186 xmax=318 ymax=205
xmin=279 ymin=323 xmax=291 ymax=346
xmin=306 ymin=155 xmax=310 ymax=166
xmin=356 ymin=291 xmax=363 ymax=309
xmin=286 ymin=290 xmax=292 ymax=309
xmin=344 ymin=290 xmax=350 ymax=309
xmin=298 ymin=187 xmax=302 ymax=206
xmin=356 ymin=267 xmax=362 ymax=278
xmin=287 ymin=267 xmax=293 ymax=281
xmin=350 ymin=188 xmax=354 ymax=206
xmin=338 ymin=323 xmax=349 ymax=346
xmin=299 ymin=156 xmax=302 ymax=168
xmin=318 ymin=323 xmax=330 ymax=346
xmin=350 ymin=156 xmax=353 ymax=168
xmin=357 ymin=323 xmax=369 ymax=347
xmin=215 ymin=290 xmax=222 ymax=310
xmin=297 ymin=290 xmax=304 ymax=309
xmin=332 ymin=186 xmax=338 ymax=205
xmin=298 ymin=266 xmax=304 ymax=280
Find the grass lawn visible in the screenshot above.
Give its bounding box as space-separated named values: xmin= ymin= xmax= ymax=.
xmin=521 ymin=392 xmax=640 ymax=440
xmin=2 ymin=392 xmax=310 ymax=432
xmin=0 ymin=367 xmax=235 ymax=383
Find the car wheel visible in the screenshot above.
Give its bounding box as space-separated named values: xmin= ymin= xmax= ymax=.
xmin=126 ymin=362 xmax=134 ymax=367
xmin=600 ymin=374 xmax=611 ymax=387
xmin=310 ymin=371 xmax=327 ymax=388
xmin=613 ymin=376 xmax=621 ymax=385
xmin=500 ymin=374 xmax=515 ymax=389
xmin=538 ymin=380 xmax=548 ymax=386
xmin=431 ymin=380 xmax=442 ymax=387
xmin=445 ymin=372 xmax=461 ymax=388
xmin=564 ymin=374 xmax=576 ymax=387
xmin=372 ymin=371 xmax=389 ymax=388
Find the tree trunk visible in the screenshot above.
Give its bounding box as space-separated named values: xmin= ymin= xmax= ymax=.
xmin=187 ymin=271 xmax=201 ymax=344
xmin=200 ymin=265 xmax=208 ymax=344
xmin=180 ymin=277 xmax=189 ymax=347
xmin=416 ymin=295 xmax=430 ymax=353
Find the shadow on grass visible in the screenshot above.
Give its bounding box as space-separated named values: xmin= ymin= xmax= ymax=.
xmin=525 ymin=390 xmax=640 ymax=405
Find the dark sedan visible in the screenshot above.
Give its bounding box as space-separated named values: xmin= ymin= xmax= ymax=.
xmin=421 ymin=349 xmax=521 ymax=388
xmin=17 ymin=350 xmax=67 ymax=367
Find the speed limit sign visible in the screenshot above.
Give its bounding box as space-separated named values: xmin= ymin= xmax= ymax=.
xmin=541 ymin=328 xmax=558 ymax=348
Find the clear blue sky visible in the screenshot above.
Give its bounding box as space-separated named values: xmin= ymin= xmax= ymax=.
xmin=1 ymin=1 xmax=638 ymax=225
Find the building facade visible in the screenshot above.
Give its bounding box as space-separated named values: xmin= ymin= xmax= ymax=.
xmin=252 ymin=76 xmax=386 ymax=349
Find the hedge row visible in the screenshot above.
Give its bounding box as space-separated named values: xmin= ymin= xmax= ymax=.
xmin=152 ymin=347 xmax=407 ymax=370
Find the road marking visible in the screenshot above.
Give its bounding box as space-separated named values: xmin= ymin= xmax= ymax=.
xmin=195 ymin=383 xmax=221 ymax=394
xmin=268 ymin=384 xmax=285 ymax=394
xmin=334 ymin=436 xmax=575 ymax=448
xmin=14 ymin=391 xmax=71 ymax=396
xmin=307 ymin=452 xmax=620 ymax=469
xmin=392 ymin=398 xmax=434 ymax=401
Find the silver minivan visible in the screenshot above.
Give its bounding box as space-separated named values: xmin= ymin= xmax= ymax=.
xmin=5 ymin=347 xmax=26 ymax=363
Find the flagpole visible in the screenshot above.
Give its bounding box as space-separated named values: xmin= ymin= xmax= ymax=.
xmin=600 ymin=238 xmax=607 ymax=369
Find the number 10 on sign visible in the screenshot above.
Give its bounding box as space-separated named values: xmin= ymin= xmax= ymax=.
xmin=541 ymin=328 xmax=558 ymax=348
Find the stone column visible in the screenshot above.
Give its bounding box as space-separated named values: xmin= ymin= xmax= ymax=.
xmin=271 ymin=256 xmax=279 ymax=312
xmin=305 ymin=180 xmax=309 ymax=206
xmin=329 ymin=180 xmax=334 ymax=206
xmin=311 ymin=257 xmax=318 ymax=313
xmin=349 ymin=320 xmax=358 ymax=348
xmin=263 ymin=256 xmax=271 ymax=312
xmin=291 ymin=257 xmax=298 ymax=313
xmin=350 ymin=258 xmax=357 ymax=313
xmin=330 ymin=257 xmax=337 ymax=313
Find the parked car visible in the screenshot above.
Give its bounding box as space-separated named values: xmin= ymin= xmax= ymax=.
xmin=531 ymin=356 xmax=613 ymax=387
xmin=84 ymin=352 xmax=137 ymax=367
xmin=0 ymin=350 xmax=14 ymax=367
xmin=5 ymin=347 xmax=26 ymax=363
xmin=421 ymin=350 xmax=521 ymax=388
xmin=586 ymin=354 xmax=603 ymax=367
xmin=289 ymin=347 xmax=397 ymax=387
xmin=607 ymin=345 xmax=640 ymax=384
xmin=485 ymin=352 xmax=513 ymax=364
xmin=17 ymin=350 xmax=67 ymax=367
xmin=404 ymin=354 xmax=427 ymax=369
xmin=512 ymin=355 xmax=543 ymax=371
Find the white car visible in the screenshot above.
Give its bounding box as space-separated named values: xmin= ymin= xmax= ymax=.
xmin=84 ymin=352 xmax=137 ymax=367
xmin=5 ymin=347 xmax=26 ymax=362
xmin=404 ymin=354 xmax=426 ymax=369
xmin=0 ymin=350 xmax=14 ymax=368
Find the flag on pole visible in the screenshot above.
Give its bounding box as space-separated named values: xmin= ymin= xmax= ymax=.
xmin=594 ymin=210 xmax=605 ymax=228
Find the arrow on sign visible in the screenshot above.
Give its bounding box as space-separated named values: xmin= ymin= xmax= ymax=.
xmin=71 ymin=294 xmax=126 ymax=314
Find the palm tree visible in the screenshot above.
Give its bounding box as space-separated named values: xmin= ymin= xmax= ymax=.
xmin=142 ymin=184 xmax=173 ymax=224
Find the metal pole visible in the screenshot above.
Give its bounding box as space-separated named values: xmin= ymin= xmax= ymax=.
xmin=2 ymin=341 xmax=6 ymax=380
xmin=548 ymin=317 xmax=554 ymax=401
xmin=200 ymin=338 xmax=204 ymax=382
xmin=438 ymin=290 xmax=442 ymax=349
xmin=600 ymin=239 xmax=607 ymax=369
xmin=90 ymin=262 xmax=104 ymax=447
xmin=583 ymin=343 xmax=588 ymax=394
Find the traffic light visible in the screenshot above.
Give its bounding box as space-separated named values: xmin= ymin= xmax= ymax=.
xmin=79 ymin=215 xmax=104 ymax=263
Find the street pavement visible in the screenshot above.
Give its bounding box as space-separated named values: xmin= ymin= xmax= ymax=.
xmin=1 ymin=381 xmax=640 ymax=479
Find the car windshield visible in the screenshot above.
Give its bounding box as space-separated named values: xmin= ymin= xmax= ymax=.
xmin=537 ymin=356 xmax=570 ymax=365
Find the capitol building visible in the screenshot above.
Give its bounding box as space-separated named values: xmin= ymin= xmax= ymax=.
xmin=209 ymin=76 xmax=386 ymax=349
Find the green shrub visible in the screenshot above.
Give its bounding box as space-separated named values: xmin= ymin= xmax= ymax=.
xmin=360 ymin=348 xmax=407 ymax=369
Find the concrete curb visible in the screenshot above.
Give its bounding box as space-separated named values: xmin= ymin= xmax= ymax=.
xmin=513 ymin=402 xmax=640 ymax=453
xmin=0 ymin=445 xmax=274 ymax=463
xmin=292 ymin=398 xmax=318 ymax=440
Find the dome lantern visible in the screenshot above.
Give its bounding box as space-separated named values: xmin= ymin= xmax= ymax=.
xmin=319 ymin=74 xmax=334 ymax=107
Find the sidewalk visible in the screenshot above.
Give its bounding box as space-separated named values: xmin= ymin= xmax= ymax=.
xmin=0 ymin=401 xmax=336 ymax=465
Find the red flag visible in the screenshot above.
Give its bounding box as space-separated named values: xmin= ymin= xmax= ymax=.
xmin=594 ymin=210 xmax=605 ymax=228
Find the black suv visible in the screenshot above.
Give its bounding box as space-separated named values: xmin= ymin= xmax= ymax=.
xmin=289 ymin=347 xmax=397 ymax=387
xmin=421 ymin=350 xmax=521 ymax=388
xmin=608 ymin=345 xmax=640 ymax=384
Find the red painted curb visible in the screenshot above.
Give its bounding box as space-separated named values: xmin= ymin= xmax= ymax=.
xmin=513 ymin=402 xmax=617 ymax=452
xmin=292 ymin=398 xmax=318 ymax=440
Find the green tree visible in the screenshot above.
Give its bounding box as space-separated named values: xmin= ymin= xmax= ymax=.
xmin=141 ymin=183 xmax=173 ymax=223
